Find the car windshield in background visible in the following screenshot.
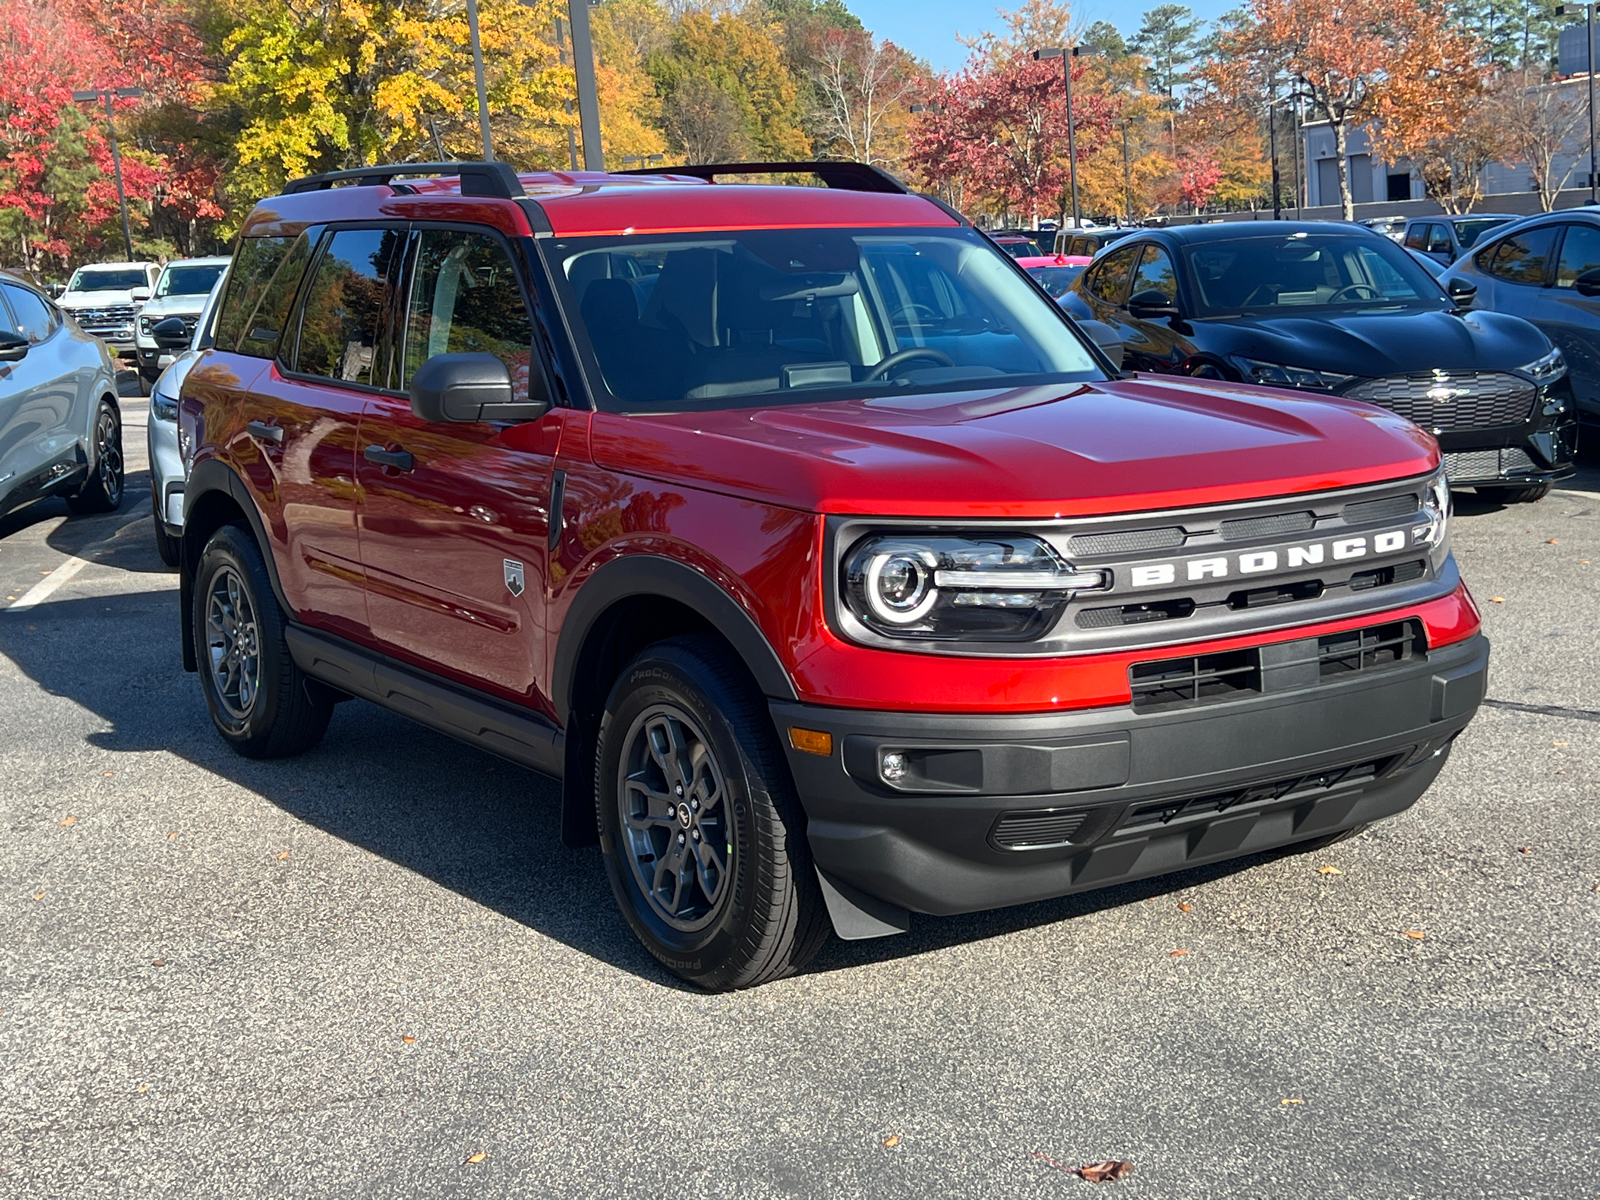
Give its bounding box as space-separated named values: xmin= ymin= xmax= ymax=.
xmin=545 ymin=227 xmax=1104 ymax=412
xmin=156 ymin=264 xmax=226 ymax=298
xmin=1181 ymin=232 xmax=1448 ymax=317
xmin=1453 ymin=218 xmax=1510 ymax=249
xmin=1025 ymin=264 xmax=1084 ymax=298
xmin=70 ymin=268 xmax=147 ymax=291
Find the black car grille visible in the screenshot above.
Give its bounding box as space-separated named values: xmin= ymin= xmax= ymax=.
xmin=1119 ymin=756 xmax=1397 ymax=832
xmin=991 ymin=809 xmax=1089 ymax=850
xmin=1344 ymin=372 xmax=1535 ymax=431
xmin=1444 ymin=448 xmax=1538 ymax=483
xmin=1128 ymin=619 xmax=1425 ymax=712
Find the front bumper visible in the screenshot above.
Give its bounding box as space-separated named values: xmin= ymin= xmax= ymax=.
xmin=146 ymin=409 xmax=185 ymax=533
xmin=774 ymin=630 xmax=1488 ymax=921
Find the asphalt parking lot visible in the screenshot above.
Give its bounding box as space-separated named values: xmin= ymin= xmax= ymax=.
xmin=2 ymin=388 xmax=1597 ymax=1198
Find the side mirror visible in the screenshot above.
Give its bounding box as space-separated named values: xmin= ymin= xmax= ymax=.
xmin=1127 ymin=289 xmax=1180 ymax=319
xmin=130 ymin=287 xmax=151 ymax=302
xmin=0 ymin=330 xmax=28 ymax=363
xmin=1077 ymin=318 xmax=1124 ymax=369
xmin=410 ymin=352 xmax=550 ymax=423
xmin=1446 ymin=278 xmax=1478 ymax=305
xmin=151 ymin=316 xmax=191 ymax=350
xmin=1573 ymin=268 xmax=1600 ymax=298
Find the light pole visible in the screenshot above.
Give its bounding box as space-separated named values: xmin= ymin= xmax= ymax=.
xmin=568 ymin=0 xmax=604 ymax=170
xmin=71 ymin=87 xmax=143 ymax=262
xmin=1556 ymin=3 xmax=1599 ymax=203
xmin=1115 ymin=120 xmax=1133 ymax=225
xmin=1032 ymin=46 xmax=1086 ymax=228
xmin=464 ymin=0 xmax=494 ymax=159
xmin=1268 ymin=96 xmax=1282 ymax=220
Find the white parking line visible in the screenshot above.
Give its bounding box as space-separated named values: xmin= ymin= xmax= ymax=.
xmin=8 ymin=556 xmax=92 ymax=612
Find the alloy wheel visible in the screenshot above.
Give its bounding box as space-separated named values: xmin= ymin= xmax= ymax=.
xmin=617 ymin=703 xmax=733 ymax=932
xmin=205 ymin=566 xmax=262 ymax=720
xmin=95 ymin=406 xmax=123 ymax=504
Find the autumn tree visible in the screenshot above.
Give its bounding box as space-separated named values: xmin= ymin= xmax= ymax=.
xmin=808 ymin=28 xmax=923 ymax=167
xmin=1487 ymin=66 xmax=1586 ymax=210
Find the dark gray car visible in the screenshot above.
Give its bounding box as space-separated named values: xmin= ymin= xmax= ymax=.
xmin=1440 ymin=208 xmax=1600 ymax=428
xmin=1402 ymin=214 xmax=1517 ymax=267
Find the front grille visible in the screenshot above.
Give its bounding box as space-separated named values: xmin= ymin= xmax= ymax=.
xmin=1342 ymin=493 xmax=1419 ymax=525
xmin=1068 ymin=526 xmax=1185 ymax=557
xmin=1129 ymin=619 xmax=1425 ymax=711
xmin=1444 ymin=448 xmax=1540 ymax=483
xmin=72 ymin=304 xmax=139 ymax=338
xmin=1219 ymin=511 xmax=1315 ymax=541
xmin=1345 ymin=372 xmax=1535 ymax=431
xmin=1121 ymin=757 xmax=1394 ymax=831
xmin=992 ymin=809 xmax=1088 ymax=850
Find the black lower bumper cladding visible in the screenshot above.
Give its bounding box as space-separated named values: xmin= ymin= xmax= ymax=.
xmin=775 ymin=631 xmax=1488 ymax=935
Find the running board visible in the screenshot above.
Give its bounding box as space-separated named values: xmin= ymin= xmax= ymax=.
xmin=285 ymin=625 xmax=565 ymax=779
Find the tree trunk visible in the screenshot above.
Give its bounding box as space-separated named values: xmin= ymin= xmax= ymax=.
xmin=1332 ymin=118 xmax=1354 ymax=220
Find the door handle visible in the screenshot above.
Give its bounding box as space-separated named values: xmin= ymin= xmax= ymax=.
xmin=363 ymin=445 xmax=414 ymax=472
xmin=547 ymin=468 xmax=566 ymax=551
xmin=246 ymin=420 xmax=283 ymax=445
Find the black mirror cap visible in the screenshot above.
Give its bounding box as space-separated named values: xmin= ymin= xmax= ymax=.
xmin=151 ymin=316 xmax=191 ymax=350
xmin=1573 ymin=268 xmax=1600 ymax=297
xmin=409 ymin=351 xmax=551 ymax=423
xmin=1076 ymin=318 xmax=1124 ymax=369
xmin=1127 ymin=289 xmax=1180 ymax=319
xmin=1445 ymin=277 xmax=1478 ymax=303
xmin=0 ymin=330 xmax=28 ymax=362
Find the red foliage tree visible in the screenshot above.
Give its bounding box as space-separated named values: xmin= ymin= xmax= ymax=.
xmin=1177 ymin=150 xmax=1223 ymax=211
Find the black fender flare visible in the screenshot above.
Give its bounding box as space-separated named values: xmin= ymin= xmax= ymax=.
xmin=552 ymin=554 xmax=798 ymax=717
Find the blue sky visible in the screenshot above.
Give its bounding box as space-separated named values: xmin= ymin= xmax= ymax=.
xmin=847 ymin=0 xmax=1236 ymax=73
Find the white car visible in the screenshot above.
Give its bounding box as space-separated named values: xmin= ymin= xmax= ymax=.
xmin=134 ymin=257 xmax=229 ymax=394
xmin=56 ymin=262 xmax=162 ymax=365
xmin=146 ymin=269 xmax=227 ymax=567
xmin=0 ymin=271 xmax=125 ymax=523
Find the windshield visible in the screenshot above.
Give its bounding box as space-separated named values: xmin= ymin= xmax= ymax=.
xmin=1181 ymin=232 xmax=1448 ymax=317
xmin=1453 ymin=218 xmax=1510 ymax=249
xmin=1025 ymin=264 xmax=1084 ymax=298
xmin=69 ymin=267 xmax=148 ymax=292
xmin=545 ymin=226 xmax=1104 ymax=412
xmin=156 ymin=263 xmax=226 ymax=298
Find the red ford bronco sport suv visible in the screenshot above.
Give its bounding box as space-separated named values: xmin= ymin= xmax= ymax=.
xmin=179 ymin=160 xmax=1487 ymax=990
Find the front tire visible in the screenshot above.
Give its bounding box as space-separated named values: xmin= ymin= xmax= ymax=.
xmin=153 ymin=521 xmax=180 ymax=568
xmin=595 ymin=635 xmax=828 ymax=990
xmin=193 ymin=524 xmax=332 ymax=758
xmin=66 ymin=399 xmax=124 ymax=514
xmin=1477 ymin=482 xmax=1550 ymax=504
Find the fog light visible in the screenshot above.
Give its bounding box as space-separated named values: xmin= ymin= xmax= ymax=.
xmin=881 ymin=752 xmax=907 ymax=782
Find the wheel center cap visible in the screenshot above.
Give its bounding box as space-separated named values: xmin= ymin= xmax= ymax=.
xmin=677 ymin=803 xmax=693 ymax=830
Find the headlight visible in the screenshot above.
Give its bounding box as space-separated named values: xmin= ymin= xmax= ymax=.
xmin=1414 ymin=466 xmax=1451 ymax=546
xmin=1232 ymin=356 xmax=1353 ymax=391
xmin=842 ymin=534 xmax=1109 ymax=640
xmin=1518 ymin=346 xmax=1566 ymax=384
xmin=139 ymin=316 xmax=152 ymax=335
xmin=150 ymin=390 xmax=178 ymax=422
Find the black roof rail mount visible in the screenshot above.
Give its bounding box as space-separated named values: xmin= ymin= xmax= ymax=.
xmin=281 ymin=161 xmax=524 ymax=200
xmin=612 ymin=160 xmax=910 ymax=195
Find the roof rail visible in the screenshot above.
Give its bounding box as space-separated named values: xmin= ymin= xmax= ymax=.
xmin=613 ymin=161 xmax=910 ymax=195
xmin=280 ymin=161 xmax=524 ymax=199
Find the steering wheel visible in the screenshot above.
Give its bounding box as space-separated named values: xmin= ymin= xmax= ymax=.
xmin=893 ymin=303 xmax=943 ymax=323
xmin=866 ymin=347 xmax=955 ymax=380
xmin=1328 ymin=283 xmax=1381 ymax=302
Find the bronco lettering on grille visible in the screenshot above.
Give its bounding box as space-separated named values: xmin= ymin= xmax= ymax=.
xmin=1128 ymin=529 xmax=1412 ymax=588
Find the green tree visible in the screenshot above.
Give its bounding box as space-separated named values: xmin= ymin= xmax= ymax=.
xmin=1130 ymin=4 xmax=1203 ymax=103
xmin=1081 ymin=21 xmax=1129 ymax=59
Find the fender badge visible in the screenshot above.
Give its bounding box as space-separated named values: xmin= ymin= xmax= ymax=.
xmin=503 ymin=559 xmax=525 ymax=598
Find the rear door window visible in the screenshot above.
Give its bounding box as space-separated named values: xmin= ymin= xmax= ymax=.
xmin=292 ymin=227 xmax=407 ymax=386
xmin=1404 ymin=224 xmax=1427 ymax=249
xmin=1128 ymin=246 xmax=1179 ymax=302
xmin=1554 ymin=223 xmax=1600 ymax=288
xmin=1486 ymin=226 xmax=1558 ymax=286
xmin=401 ymin=229 xmax=535 ymax=397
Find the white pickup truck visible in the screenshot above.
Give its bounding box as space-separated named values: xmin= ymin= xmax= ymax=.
xmin=56 ymin=261 xmax=162 ymax=381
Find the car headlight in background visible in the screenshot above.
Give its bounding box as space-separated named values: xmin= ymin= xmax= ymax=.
xmin=1414 ymin=466 xmax=1451 ymax=547
xmin=139 ymin=316 xmax=152 ymax=336
xmin=1232 ymin=357 xmax=1353 ymax=391
xmin=150 ymin=389 xmax=178 ymax=422
xmin=842 ymin=534 xmax=1109 ymax=640
xmin=1517 ymin=346 xmax=1566 ymax=384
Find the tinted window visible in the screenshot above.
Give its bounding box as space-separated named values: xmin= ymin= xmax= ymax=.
xmin=294 ymin=227 xmax=405 ymax=385
xmin=1426 ymin=225 xmax=1452 ymax=254
xmin=1404 ymin=224 xmax=1427 ymax=249
xmin=1554 ymin=223 xmax=1600 ymax=288
xmin=1182 ymin=233 xmax=1439 ymax=315
xmin=1454 ymin=218 xmax=1509 ymax=249
xmin=214 ymin=235 xmax=318 ymax=358
xmin=1129 ymin=246 xmax=1178 ymax=302
xmin=402 ymin=229 xmax=534 ymax=397
xmin=1088 ymin=244 xmax=1141 ymax=303
xmin=155 ymin=263 xmax=227 ymax=298
xmin=1487 ymin=226 xmax=1557 ymax=286
xmin=1025 ymin=264 xmax=1083 ymax=298
xmin=1 ymin=284 xmax=56 ymax=343
xmin=68 ymin=267 xmax=148 ymax=291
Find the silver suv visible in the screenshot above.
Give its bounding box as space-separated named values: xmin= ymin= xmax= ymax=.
xmin=0 ymin=272 xmax=124 ymax=522
xmin=135 ymin=257 xmax=229 ymax=394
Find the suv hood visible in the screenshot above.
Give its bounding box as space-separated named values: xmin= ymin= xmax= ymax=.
xmin=588 ymin=376 xmax=1440 ymax=519
xmin=59 ymin=289 xmax=142 ymax=309
xmin=1200 ymin=307 xmax=1548 ymax=378
xmin=139 ymin=294 xmax=207 ymax=319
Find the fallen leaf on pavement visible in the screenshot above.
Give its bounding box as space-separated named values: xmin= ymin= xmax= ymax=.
xmin=33 ymin=892 xmax=44 ymax=901
xmin=1074 ymin=1161 xmax=1135 ymax=1182
xmin=882 ymin=1136 xmax=900 ymax=1147
xmin=1178 ymin=902 xmax=1192 ymax=912
xmin=401 ymin=1035 xmax=416 ymax=1045
xmin=57 ymin=816 xmax=76 ymax=827
xmin=464 ymin=1152 xmax=486 ymax=1166
xmin=1545 ymin=538 xmax=1559 ymax=545
xmin=1317 ymin=865 xmax=1342 ymax=875
xmin=167 ymin=832 xmax=179 ymax=839
xmin=275 ymin=851 xmax=289 ymax=861
xmin=136 ymin=1084 xmax=148 ymax=1094
xmin=1519 ymin=847 xmax=1532 ymax=854
xmin=1488 ymin=596 xmax=1505 ymax=603
xmin=151 ymin=959 xmax=165 ymax=968
xmin=1281 ymin=1098 xmax=1304 ymax=1105
xmin=1403 ymin=930 xmax=1425 ymax=940
xmin=1581 ymin=559 xmax=1591 ymax=565
xmin=1553 ymin=741 xmax=1568 ymax=747
xmin=1170 ymin=948 xmax=1190 ymax=957
xmin=101 ymin=770 xmax=114 ymax=777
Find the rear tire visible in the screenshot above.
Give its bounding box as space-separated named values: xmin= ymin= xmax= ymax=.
xmin=193 ymin=524 xmax=332 ymax=758
xmin=66 ymin=399 xmax=124 ymax=515
xmin=595 ymin=635 xmax=828 ymax=990
xmin=1476 ymin=482 xmax=1550 ymax=504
